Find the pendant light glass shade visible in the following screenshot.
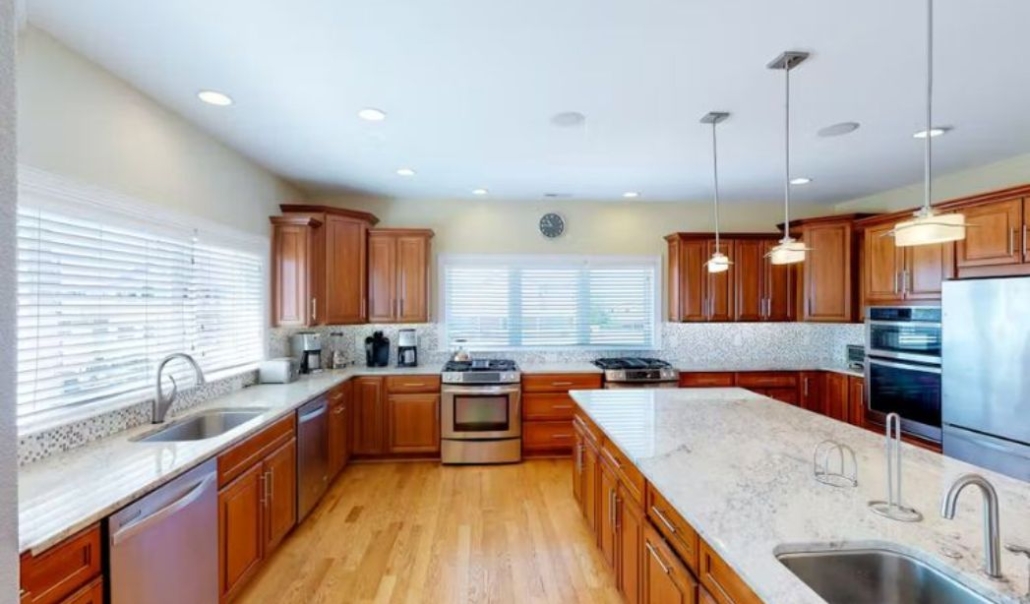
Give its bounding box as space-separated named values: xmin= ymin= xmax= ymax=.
xmin=765 ymin=51 xmax=809 ymax=266
xmin=768 ymin=237 xmax=808 ymax=265
xmin=702 ymin=112 xmax=731 ymax=274
xmin=705 ymin=251 xmax=731 ymax=273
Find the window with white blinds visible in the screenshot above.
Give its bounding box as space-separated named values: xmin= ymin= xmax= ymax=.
xmin=440 ymin=254 xmax=659 ymax=350
xmin=17 ymin=185 xmax=266 ymax=429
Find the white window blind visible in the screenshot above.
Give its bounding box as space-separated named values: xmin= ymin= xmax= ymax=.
xmin=441 ymin=254 xmax=659 ymax=350
xmin=17 ymin=185 xmax=266 ymax=429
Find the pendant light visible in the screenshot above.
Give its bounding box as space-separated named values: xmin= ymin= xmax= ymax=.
xmin=766 ymin=51 xmax=811 ymax=265
xmin=891 ymin=0 xmax=966 ymax=246
xmin=702 ymin=112 xmax=731 ymax=273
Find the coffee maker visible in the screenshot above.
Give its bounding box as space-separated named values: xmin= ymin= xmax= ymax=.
xmin=397 ymin=329 xmax=418 ymax=367
xmin=290 ymin=332 xmax=323 ymax=374
xmin=365 ymin=331 xmax=390 ymax=367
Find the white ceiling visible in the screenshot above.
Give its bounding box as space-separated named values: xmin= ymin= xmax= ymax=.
xmin=27 ymin=0 xmax=1030 ymax=204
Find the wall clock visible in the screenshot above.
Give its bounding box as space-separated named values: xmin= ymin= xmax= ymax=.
xmin=539 ymin=212 xmax=565 ymax=238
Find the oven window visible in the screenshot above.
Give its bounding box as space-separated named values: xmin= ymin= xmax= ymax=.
xmin=869 ymin=324 xmax=941 ymax=357
xmin=453 ymin=395 xmax=510 ymax=432
xmin=868 ymin=362 xmax=941 ymax=428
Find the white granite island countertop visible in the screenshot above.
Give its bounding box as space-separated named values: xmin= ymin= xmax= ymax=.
xmin=570 ymin=387 xmax=1030 ymax=604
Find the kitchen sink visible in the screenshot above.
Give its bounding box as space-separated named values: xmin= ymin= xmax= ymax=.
xmin=133 ymin=408 xmax=269 ymax=443
xmin=776 ymin=546 xmax=995 ymax=604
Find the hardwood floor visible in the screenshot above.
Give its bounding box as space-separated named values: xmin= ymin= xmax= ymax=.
xmin=236 ymin=459 xmax=622 ymax=604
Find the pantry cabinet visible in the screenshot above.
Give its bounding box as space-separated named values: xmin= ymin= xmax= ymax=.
xmin=367 ymin=229 xmax=434 ymax=323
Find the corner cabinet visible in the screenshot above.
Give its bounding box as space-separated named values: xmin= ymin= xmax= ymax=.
xmin=368 ymin=229 xmax=434 ymax=323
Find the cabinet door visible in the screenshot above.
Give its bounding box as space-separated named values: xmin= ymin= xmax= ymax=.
xmin=387 ymin=393 xmax=440 ymax=454
xmin=824 ymin=372 xmax=849 ymax=422
xmin=328 ymin=384 xmax=350 ymax=478
xmin=803 ymin=222 xmax=854 ymax=322
xmin=396 ymin=234 xmax=430 ymax=322
xmin=582 ymin=438 xmax=599 ymax=536
xmin=799 ymin=372 xmax=824 ymax=415
xmin=62 ymin=578 xmax=103 ymax=604
xmin=765 ymin=250 xmax=796 ymax=322
xmin=618 ymin=486 xmax=645 ymax=604
xmin=324 ymin=215 xmax=368 ymax=324
xmin=1024 ymin=198 xmax=1030 ymax=264
xmin=956 ymin=198 xmax=1023 ymax=268
xmin=847 ymin=376 xmax=866 ymax=428
xmin=864 ymin=223 xmax=904 ymax=304
xmin=667 ymin=237 xmax=682 ymax=321
xmin=351 ymin=377 xmax=385 ymax=455
xmin=271 ymin=222 xmax=314 ymax=328
xmin=706 ymin=241 xmax=735 ymax=322
xmin=367 ymin=233 xmax=397 ymax=323
xmin=598 ymin=461 xmax=619 ymax=571
xmin=678 ymin=240 xmax=708 ymax=322
xmin=263 ymin=438 xmax=297 ymax=554
xmin=905 ymin=241 xmax=954 ymax=300
xmin=219 ymin=464 xmax=264 ymax=600
xmin=733 ymin=240 xmax=765 ymax=321
xmin=642 ymin=522 xmax=697 ymax=604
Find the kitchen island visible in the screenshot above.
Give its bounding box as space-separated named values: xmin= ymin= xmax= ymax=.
xmin=570 ymin=387 xmax=1030 ymax=604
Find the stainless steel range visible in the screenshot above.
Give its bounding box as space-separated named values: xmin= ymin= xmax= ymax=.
xmin=441 ymin=359 xmax=522 ymax=464
xmin=593 ymin=357 xmax=678 ymax=388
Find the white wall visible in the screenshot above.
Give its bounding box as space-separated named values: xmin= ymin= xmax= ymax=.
xmin=1 ymin=1 xmax=19 ymax=601
xmin=835 ymin=152 xmax=1030 ymax=214
xmin=17 ymin=26 xmax=304 ymax=236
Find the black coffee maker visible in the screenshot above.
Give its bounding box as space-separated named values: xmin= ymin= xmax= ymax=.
xmin=365 ymin=331 xmax=390 ymax=367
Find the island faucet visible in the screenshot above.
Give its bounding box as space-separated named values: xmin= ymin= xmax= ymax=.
xmin=941 ymin=473 xmax=1002 ymax=578
xmin=153 ymin=353 xmax=205 ymax=423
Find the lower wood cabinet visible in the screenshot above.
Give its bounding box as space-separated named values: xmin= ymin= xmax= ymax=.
xmin=219 ymin=464 xmax=264 ymax=601
xmin=352 ymin=376 xmax=386 ymax=455
xmin=618 ymin=484 xmax=646 ymax=604
xmin=522 ymin=373 xmax=602 ymax=457
xmin=847 ymin=375 xmax=866 ymax=428
xmin=798 ymin=371 xmax=824 ymax=414
xmin=353 ymin=375 xmax=441 ymax=458
xmin=598 ymin=458 xmax=619 ymax=570
xmin=642 ymin=522 xmax=697 ymax=604
xmin=387 ymin=392 xmax=440 ymax=454
xmin=19 ymin=524 xmax=103 ymax=604
xmin=823 ymin=372 xmax=849 ymax=422
xmin=573 ymin=418 xmax=600 ymax=535
xmin=328 ymin=381 xmax=351 ymax=479
xmin=61 ymin=578 xmax=103 ymax=604
xmin=699 ymin=541 xmax=762 ymax=604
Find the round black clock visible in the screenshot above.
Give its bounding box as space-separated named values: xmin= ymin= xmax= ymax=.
xmin=539 ymin=212 xmax=565 ymax=238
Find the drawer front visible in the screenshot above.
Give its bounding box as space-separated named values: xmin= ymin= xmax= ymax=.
xmin=679 ymin=372 xmax=735 ymax=388
xmin=385 ymin=374 xmax=441 ymax=394
xmin=735 ymin=372 xmax=798 ymax=388
xmin=573 ymin=412 xmax=602 ymax=446
xmin=523 ymin=392 xmax=576 ymax=420
xmin=646 ymin=483 xmax=700 ymax=574
xmin=600 ymin=440 xmax=645 ymax=505
xmin=62 ymin=577 xmax=103 ymax=604
xmin=522 ymin=373 xmax=603 ymax=393
xmin=20 ymin=525 xmax=102 ymax=604
xmin=218 ymin=414 xmax=296 ymax=487
xmin=523 ymin=420 xmax=576 ymax=451
xmin=699 ymin=541 xmax=762 ymax=604
xmin=763 ymin=387 xmax=799 ymax=406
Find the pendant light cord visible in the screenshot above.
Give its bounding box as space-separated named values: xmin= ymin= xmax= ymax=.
xmin=784 ymin=61 xmax=792 ymax=234
xmin=712 ymin=120 xmax=721 ymax=251
xmin=924 ymin=0 xmax=934 ymax=214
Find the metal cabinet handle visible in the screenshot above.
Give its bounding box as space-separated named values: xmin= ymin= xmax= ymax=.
xmin=903 ymin=269 xmax=910 ymax=295
xmin=602 ymin=448 xmax=622 ymax=469
xmin=552 ymin=404 xmax=573 ymax=410
xmin=576 ymin=444 xmax=583 ymax=475
xmin=646 ymin=542 xmax=671 ymax=575
xmin=265 ymin=470 xmax=273 ymax=506
xmin=333 ymin=406 xmax=346 ymax=415
xmin=1023 ymin=225 xmax=1028 ymax=261
xmin=311 ymin=298 xmax=318 ymax=321
xmin=551 ymin=434 xmax=572 ymax=439
xmin=803 ymin=377 xmax=809 ymax=397
xmin=609 ymin=488 xmax=617 ymax=528
xmin=400 ymin=299 xmax=405 ymax=317
xmin=551 ymin=381 xmax=573 ymax=387
xmin=405 ymin=382 xmax=427 ymax=387
xmin=651 ymin=506 xmax=677 ymax=534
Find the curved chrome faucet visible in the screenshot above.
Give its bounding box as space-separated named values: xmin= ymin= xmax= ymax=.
xmin=153 ymin=353 xmax=206 ymax=424
xmin=941 ymin=473 xmax=1002 ymax=578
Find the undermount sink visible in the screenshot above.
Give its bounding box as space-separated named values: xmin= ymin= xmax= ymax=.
xmin=776 ymin=546 xmax=995 ymax=604
xmin=133 ymin=408 xmax=268 ymax=443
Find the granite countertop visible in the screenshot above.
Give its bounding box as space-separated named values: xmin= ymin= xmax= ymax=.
xmin=570 ymin=387 xmax=1030 ymax=604
xmin=671 ymin=360 xmax=864 ymax=378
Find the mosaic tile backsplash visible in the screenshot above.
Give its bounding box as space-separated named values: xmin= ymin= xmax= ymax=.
xmin=22 ymin=322 xmax=862 ymax=466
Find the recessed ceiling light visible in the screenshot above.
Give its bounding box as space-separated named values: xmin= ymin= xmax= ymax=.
xmin=913 ymin=127 xmax=951 ymax=139
xmin=790 ymin=177 xmax=812 ymax=185
xmin=623 ymin=191 xmax=640 ymax=198
xmin=472 ymin=188 xmax=489 ymax=196
xmin=396 ymin=168 xmax=416 ymax=177
xmin=197 ymin=90 xmax=233 ymax=106
xmin=818 ymin=122 xmax=860 ymax=137
xmin=551 ymin=111 xmax=587 ymax=128
xmin=358 ymin=108 xmax=387 ymax=121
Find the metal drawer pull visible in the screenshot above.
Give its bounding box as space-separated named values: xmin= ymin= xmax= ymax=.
xmin=311 ymin=298 xmax=318 ymax=321
xmin=651 ymin=506 xmax=677 ymax=534
xmin=404 ymin=382 xmax=427 ymax=387
xmin=333 ymin=406 xmax=346 ymax=415
xmin=551 ymin=381 xmax=574 ymax=387
xmin=1023 ymin=224 xmax=1028 ymax=259
xmin=552 ymin=404 xmax=573 ymax=410
xmin=603 ymin=448 xmax=622 ymax=468
xmin=551 ymin=434 xmax=572 ymax=439
xmin=609 ymin=489 xmax=617 ymax=528
xmin=1011 ymin=229 xmax=1017 ymax=256
xmin=646 ymin=542 xmax=671 ymax=574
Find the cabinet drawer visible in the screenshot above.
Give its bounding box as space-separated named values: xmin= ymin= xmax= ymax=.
xmin=736 ymin=372 xmax=798 ymax=388
xmin=762 ymin=387 xmax=799 ymax=406
xmin=699 ymin=541 xmax=762 ymax=604
xmin=20 ymin=525 xmax=102 ymax=604
xmin=523 ymin=420 xmax=575 ymax=451
xmin=646 ymin=483 xmax=700 ymax=574
xmin=385 ymin=374 xmax=440 ymax=394
xmin=62 ymin=577 xmax=103 ymax=604
xmin=522 ymin=373 xmax=602 ymax=393
xmin=218 ymin=414 xmax=296 ymax=487
xmin=573 ymin=412 xmax=602 ymax=446
xmin=599 ymin=440 xmax=645 ymax=505
xmin=522 ymin=392 xmax=576 ymax=420
xmin=679 ymin=372 xmax=735 ymax=388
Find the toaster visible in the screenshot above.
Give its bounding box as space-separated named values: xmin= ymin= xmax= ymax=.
xmin=258 ymin=358 xmax=300 ymax=384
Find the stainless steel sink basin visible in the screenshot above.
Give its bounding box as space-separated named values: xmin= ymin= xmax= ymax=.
xmin=133 ymin=408 xmax=268 ymax=443
xmin=777 ymin=546 xmax=995 ymax=604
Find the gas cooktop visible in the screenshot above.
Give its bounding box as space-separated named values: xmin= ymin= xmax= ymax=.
xmin=593 ymin=357 xmax=677 ymax=384
xmin=441 ymin=359 xmax=520 ymax=384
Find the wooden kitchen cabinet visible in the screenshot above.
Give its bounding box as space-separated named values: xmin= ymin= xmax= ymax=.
xmin=598 ymin=457 xmax=619 ymax=571
xmin=799 ymin=217 xmax=861 ymax=323
xmin=666 ymin=236 xmax=734 ymax=322
xmin=60 ymin=578 xmax=103 ymax=604
xmin=573 ymin=418 xmax=600 ymax=535
xmin=799 ymin=371 xmax=824 ymax=415
xmin=736 ymin=372 xmax=799 ymax=406
xmin=19 ymin=524 xmax=103 ymax=604
xmin=679 ymin=372 xmax=735 ymax=388
xmin=705 ymin=240 xmax=735 ymax=322
xmin=353 ymin=375 xmax=441 ymax=458
xmin=270 ymin=215 xmax=321 ymax=328
xmin=351 ymin=376 xmax=386 ymax=456
xmin=219 ymin=464 xmax=264 ymax=602
xmin=955 ymin=197 xmax=1024 ymax=269
xmin=699 ymin=541 xmax=762 ymax=604
xmin=642 ymin=522 xmax=698 ymax=604
xmin=618 ymin=483 xmax=646 ymax=604
xmin=387 ymin=392 xmax=440 ymax=454
xmin=328 ymin=381 xmax=351 ymax=479
xmin=863 ymin=221 xmax=953 ymax=306
xmin=263 ymin=438 xmax=297 ymax=553
xmin=734 ymin=239 xmax=795 ymax=322
xmin=847 ymin=375 xmax=866 ymax=429
xmin=823 ymin=372 xmax=849 ymax=423
xmin=368 ymin=229 xmax=434 ymax=323
xmin=522 ymin=373 xmax=601 ymax=457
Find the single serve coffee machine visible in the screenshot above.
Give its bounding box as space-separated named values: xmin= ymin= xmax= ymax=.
xmin=397 ymin=329 xmax=418 ymax=367
xmin=290 ymin=332 xmax=323 ymax=374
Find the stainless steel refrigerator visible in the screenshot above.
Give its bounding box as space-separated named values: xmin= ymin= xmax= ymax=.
xmin=942 ymin=277 xmax=1030 ymax=481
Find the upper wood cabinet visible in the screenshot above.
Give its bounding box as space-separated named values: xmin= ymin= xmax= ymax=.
xmin=272 ymin=205 xmax=379 ymax=327
xmin=862 ymin=221 xmax=954 ymax=307
xmin=955 ymin=197 xmax=1027 ymax=269
xmin=368 ymin=229 xmax=434 ymax=323
xmin=797 ymin=216 xmax=865 ymax=323
xmin=734 ymin=239 xmax=796 ymax=322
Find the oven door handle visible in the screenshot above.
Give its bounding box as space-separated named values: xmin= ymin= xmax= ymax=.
xmin=442 ymin=384 xmax=521 ymax=395
xmin=868 ymin=358 xmax=942 ymax=374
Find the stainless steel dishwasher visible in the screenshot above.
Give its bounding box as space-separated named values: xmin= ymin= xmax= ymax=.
xmin=109 ymin=458 xmax=218 ymax=604
xmin=297 ymin=395 xmax=329 ymax=520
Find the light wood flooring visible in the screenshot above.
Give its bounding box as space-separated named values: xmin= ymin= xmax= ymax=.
xmin=236 ymin=459 xmax=622 ymax=604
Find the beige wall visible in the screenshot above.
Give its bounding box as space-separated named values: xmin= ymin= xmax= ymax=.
xmin=2 ymin=0 xmax=18 ymax=594
xmin=16 ymin=26 xmax=303 ymax=236
xmin=835 ymin=152 xmax=1030 ymax=214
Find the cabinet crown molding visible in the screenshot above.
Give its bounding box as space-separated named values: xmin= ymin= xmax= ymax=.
xmin=279 ymin=204 xmax=380 ymax=226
